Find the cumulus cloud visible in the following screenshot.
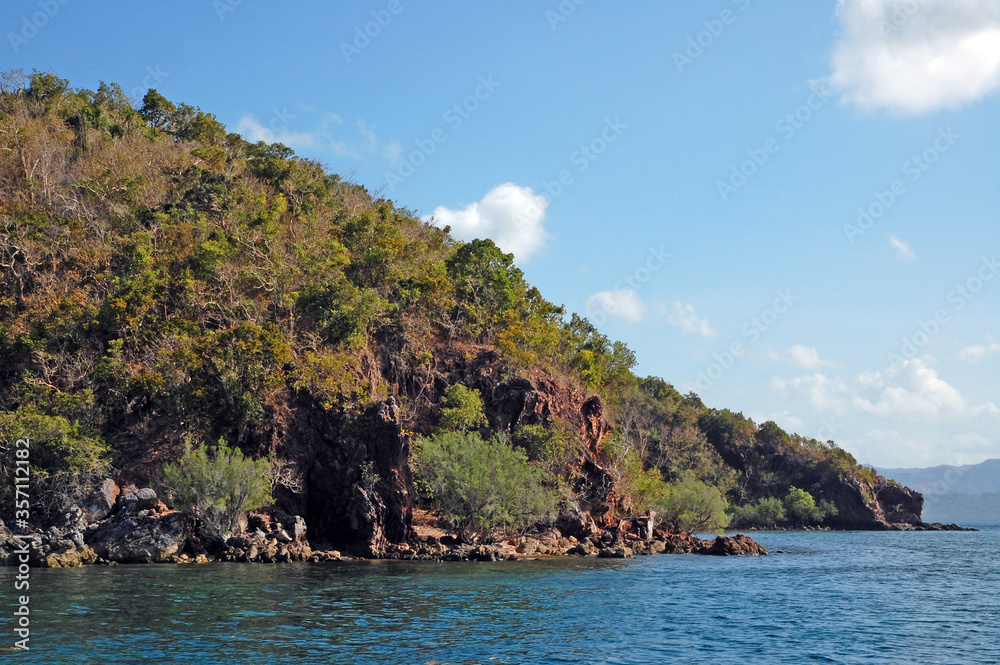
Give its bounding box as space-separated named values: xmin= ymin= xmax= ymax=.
xmin=586 ymin=289 xmax=647 ymax=323
xmin=854 ymin=358 xmax=999 ymax=422
xmin=426 ymin=183 xmax=549 ymax=261
xmin=957 ymin=339 xmax=1000 ymax=362
xmin=767 ymin=345 xmax=840 ymax=370
xmin=770 ymin=373 xmax=849 ymax=413
xmin=888 ymin=233 xmax=916 ymax=261
xmin=829 ymin=0 xmax=1000 ymax=114
xmin=661 ymin=302 xmax=717 ymax=338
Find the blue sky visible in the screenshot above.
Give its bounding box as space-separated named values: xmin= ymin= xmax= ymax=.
xmin=4 ymin=0 xmax=999 ymax=467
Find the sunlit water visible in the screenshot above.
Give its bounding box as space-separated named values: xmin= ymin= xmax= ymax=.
xmin=3 ymin=525 xmax=998 ymax=664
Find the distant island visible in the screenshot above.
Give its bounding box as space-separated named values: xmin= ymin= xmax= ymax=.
xmin=0 ymin=72 xmax=963 ymax=568
xmin=880 ymin=459 xmax=1000 ymax=523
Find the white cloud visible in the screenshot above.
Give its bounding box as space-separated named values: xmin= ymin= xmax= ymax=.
xmin=750 ymin=411 xmax=806 ymax=432
xmin=957 ymin=339 xmax=1000 ymax=362
xmin=662 ymin=302 xmax=717 ymax=338
xmin=854 ymin=358 xmax=999 ymax=422
xmin=888 ymin=233 xmax=916 ymax=261
xmin=235 ymin=115 xmax=321 ymax=150
xmin=829 ymin=0 xmax=1000 ymax=114
xmin=236 ymin=110 xmax=401 ymax=165
xmin=426 ymin=183 xmax=549 ymax=261
xmin=586 ymin=289 xmax=647 ymax=323
xmin=767 ymin=345 xmax=839 ymax=370
xmin=770 ymin=373 xmax=849 ymax=413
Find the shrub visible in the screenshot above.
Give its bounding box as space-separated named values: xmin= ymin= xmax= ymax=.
xmin=412 ymin=431 xmax=558 ymax=542
xmin=657 ymin=473 xmax=730 ymax=533
xmin=160 ymin=437 xmax=272 ymax=539
xmin=438 ymin=384 xmax=488 ymax=432
xmin=729 ymin=496 xmax=787 ymax=529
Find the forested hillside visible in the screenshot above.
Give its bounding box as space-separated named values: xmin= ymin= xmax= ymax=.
xmin=0 ymin=71 xmax=927 ymax=553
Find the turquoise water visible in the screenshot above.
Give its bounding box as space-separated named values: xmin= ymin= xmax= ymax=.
xmin=3 ymin=525 xmax=999 ymax=664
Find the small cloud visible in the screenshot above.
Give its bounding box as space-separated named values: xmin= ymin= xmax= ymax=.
xmin=770 ymin=373 xmax=849 ymax=413
xmin=236 ymin=109 xmax=398 ymax=165
xmin=888 ymin=234 xmax=916 ymax=261
xmin=767 ymin=345 xmax=839 ymax=370
xmin=957 ymin=339 xmax=1000 ymax=362
xmin=828 ymin=0 xmax=1000 ymax=114
xmin=750 ymin=411 xmax=806 ymax=432
xmin=661 ymin=302 xmax=717 ymax=338
xmin=586 ymin=289 xmax=646 ymax=323
xmin=426 ymin=183 xmax=549 ymax=262
xmin=234 ymin=115 xmax=319 ymax=150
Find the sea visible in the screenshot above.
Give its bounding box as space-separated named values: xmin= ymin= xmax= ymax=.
xmin=3 ymin=525 xmax=998 ymax=664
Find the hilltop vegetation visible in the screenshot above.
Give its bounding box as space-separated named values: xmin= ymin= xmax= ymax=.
xmin=0 ymin=71 xmax=917 ymax=543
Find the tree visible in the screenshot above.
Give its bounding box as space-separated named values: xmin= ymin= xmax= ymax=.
xmin=438 ymin=384 xmax=488 ymax=432
xmin=784 ymin=486 xmax=824 ymax=525
xmin=412 ymin=431 xmax=558 ymax=542
xmin=160 ymin=438 xmax=272 ymax=539
xmin=658 ymin=473 xmax=730 ymax=533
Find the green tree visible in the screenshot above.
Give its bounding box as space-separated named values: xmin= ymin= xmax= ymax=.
xmin=438 ymin=384 xmax=488 ymax=432
xmin=729 ymin=496 xmax=787 ymax=528
xmin=784 ymin=486 xmax=825 ymax=525
xmin=412 ymin=431 xmax=558 ymax=542
xmin=160 ymin=438 xmax=272 ymax=539
xmin=658 ymin=473 xmax=730 ymax=533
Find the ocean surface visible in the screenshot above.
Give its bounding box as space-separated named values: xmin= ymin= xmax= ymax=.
xmin=3 ymin=525 xmax=999 ymax=664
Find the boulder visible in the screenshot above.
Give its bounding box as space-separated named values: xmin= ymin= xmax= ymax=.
xmin=699 ymin=534 xmax=768 ymax=556
xmin=81 ymin=479 xmax=120 ymax=523
xmin=86 ymin=510 xmax=196 ymax=563
xmin=598 ymin=545 xmax=633 ymax=558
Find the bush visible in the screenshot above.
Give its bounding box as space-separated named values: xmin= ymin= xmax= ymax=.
xmin=160 ymin=437 xmax=272 ymax=539
xmin=412 ymin=431 xmax=558 ymax=542
xmin=657 ymin=473 xmax=730 ymax=533
xmin=730 ymin=496 xmax=787 ymax=528
xmin=438 ymin=384 xmax=488 ymax=432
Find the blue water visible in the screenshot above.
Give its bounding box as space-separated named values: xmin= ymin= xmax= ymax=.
xmin=3 ymin=525 xmax=999 ymax=664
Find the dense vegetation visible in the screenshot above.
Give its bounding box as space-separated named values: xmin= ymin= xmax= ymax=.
xmin=0 ymin=71 xmax=886 ymax=537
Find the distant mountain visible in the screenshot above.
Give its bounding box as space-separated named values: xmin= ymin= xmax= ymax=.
xmin=879 ymin=459 xmax=1000 ymax=523
xmin=879 ymin=459 xmax=1000 ymax=496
